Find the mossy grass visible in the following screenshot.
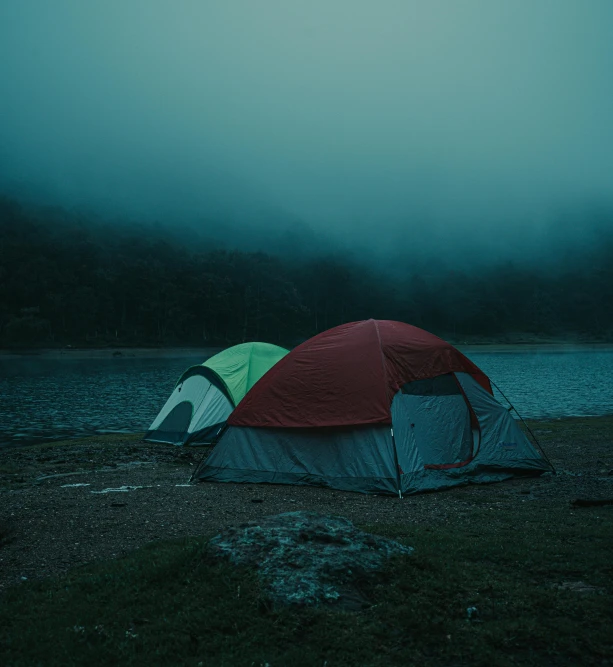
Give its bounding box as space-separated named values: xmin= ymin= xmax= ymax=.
xmin=1 ymin=498 xmax=611 ymax=666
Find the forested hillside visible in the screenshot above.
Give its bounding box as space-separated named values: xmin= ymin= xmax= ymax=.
xmin=1 ymin=196 xmax=612 ymax=347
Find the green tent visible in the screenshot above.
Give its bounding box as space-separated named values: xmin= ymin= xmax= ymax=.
xmin=200 ymin=342 xmax=289 ymax=407
xmin=144 ymin=342 xmax=289 ymax=445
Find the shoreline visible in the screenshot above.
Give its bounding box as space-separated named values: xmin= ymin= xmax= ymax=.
xmin=0 ymin=346 xmax=223 ymax=360
xmin=1 ymin=341 xmax=613 ymax=359
xmin=457 ymin=341 xmax=613 ymax=353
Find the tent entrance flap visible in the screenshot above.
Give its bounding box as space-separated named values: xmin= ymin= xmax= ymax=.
xmin=391 ymin=374 xmax=473 ymax=472
xmin=148 ymin=401 xmax=194 ymax=444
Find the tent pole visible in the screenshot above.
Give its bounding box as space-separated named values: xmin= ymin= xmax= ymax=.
xmin=390 ymin=427 xmax=403 ymax=499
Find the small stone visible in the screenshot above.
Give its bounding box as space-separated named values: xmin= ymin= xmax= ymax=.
xmin=466 ymin=606 xmax=479 ymax=620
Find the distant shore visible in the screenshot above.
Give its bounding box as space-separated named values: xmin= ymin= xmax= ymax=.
xmin=0 ymin=347 xmax=223 ymax=360
xmin=1 ymin=340 xmax=612 ymax=359
xmin=457 ymin=341 xmax=613 ymax=353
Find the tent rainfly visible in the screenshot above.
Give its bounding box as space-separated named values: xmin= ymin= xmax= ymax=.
xmin=144 ymin=342 xmax=288 ymax=446
xmin=196 ymin=319 xmax=553 ymax=495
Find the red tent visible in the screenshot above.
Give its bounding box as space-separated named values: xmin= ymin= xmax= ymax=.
xmin=230 ymin=319 xmax=491 ymax=429
xmin=199 ymin=319 xmax=550 ymax=495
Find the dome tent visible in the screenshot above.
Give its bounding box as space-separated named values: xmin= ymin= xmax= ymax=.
xmin=144 ymin=342 xmax=288 ymax=446
xmin=196 ymin=320 xmax=552 ymax=495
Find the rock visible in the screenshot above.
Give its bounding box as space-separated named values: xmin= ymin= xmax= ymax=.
xmin=208 ymin=511 xmax=413 ymax=608
xmin=466 ymin=606 xmax=479 ymax=620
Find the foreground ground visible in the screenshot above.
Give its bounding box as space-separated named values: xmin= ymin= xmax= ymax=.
xmin=0 ymin=417 xmax=612 ymax=665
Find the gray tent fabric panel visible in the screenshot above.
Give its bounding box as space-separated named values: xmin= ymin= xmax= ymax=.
xmin=148 ymin=375 xmax=212 ymax=430
xmin=145 ymin=374 xmax=232 ymax=446
xmin=391 ymin=389 xmax=472 ymax=471
xmin=455 ymin=372 xmax=550 ymax=471
xmin=400 ymin=468 xmax=516 ymax=495
xmin=187 ymin=421 xmax=228 ymax=445
xmin=188 ymin=383 xmax=233 ymax=437
xmin=392 ymin=372 xmax=550 ymax=494
xmin=198 ymin=426 xmax=399 ymax=494
xmin=145 ymin=401 xmax=194 ymax=445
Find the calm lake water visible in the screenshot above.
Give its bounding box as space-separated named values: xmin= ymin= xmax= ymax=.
xmin=1 ymin=348 xmax=612 ymax=448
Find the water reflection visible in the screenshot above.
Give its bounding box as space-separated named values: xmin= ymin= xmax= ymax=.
xmin=467 ymin=350 xmax=613 ymax=419
xmin=0 ymin=355 xmax=202 ymax=447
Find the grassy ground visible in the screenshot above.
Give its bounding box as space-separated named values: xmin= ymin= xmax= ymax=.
xmin=1 ymin=508 xmax=611 ymax=666
xmin=0 ymin=418 xmax=612 ymax=665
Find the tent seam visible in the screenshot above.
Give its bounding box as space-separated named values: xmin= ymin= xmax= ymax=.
xmin=372 ymin=319 xmax=391 ymax=415
xmin=247 ymin=342 xmax=254 ymax=396
xmin=372 ymin=320 xmax=402 ymax=497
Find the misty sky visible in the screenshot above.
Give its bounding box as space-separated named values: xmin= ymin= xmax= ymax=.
xmin=1 ymin=1 xmax=613 ymax=257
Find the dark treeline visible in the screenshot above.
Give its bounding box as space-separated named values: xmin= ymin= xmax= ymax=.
xmin=1 ymin=196 xmax=612 ymax=348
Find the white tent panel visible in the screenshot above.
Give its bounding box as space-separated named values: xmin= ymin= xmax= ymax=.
xmin=188 ymin=382 xmax=233 ymax=435
xmin=146 ymin=374 xmax=233 ymax=445
xmin=148 ymin=375 xmax=213 ymax=431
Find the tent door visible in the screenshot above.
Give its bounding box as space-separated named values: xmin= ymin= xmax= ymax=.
xmin=391 ymin=374 xmax=474 ymax=471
